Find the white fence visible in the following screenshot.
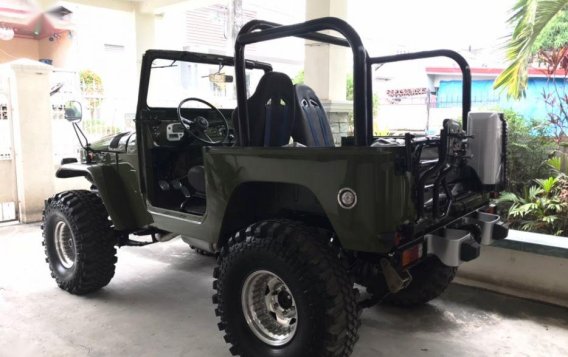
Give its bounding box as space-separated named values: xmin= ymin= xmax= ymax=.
xmin=51 ymin=70 xmax=135 ymax=165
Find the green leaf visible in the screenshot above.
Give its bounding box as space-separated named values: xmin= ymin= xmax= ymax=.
xmin=548 ymin=156 xmax=562 ymax=171
xmin=494 ymin=0 xmax=568 ymax=98
xmin=495 ymin=192 xmax=521 ymax=203
xmin=535 ymin=176 xmax=558 ymax=194
xmin=533 ymin=9 xmax=568 ymax=50
xmin=528 ymin=185 xmax=545 ymax=199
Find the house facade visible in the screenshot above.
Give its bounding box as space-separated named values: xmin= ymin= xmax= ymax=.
xmin=373 ymin=63 xmax=568 ymax=135
xmin=428 ymin=67 xmax=568 ymax=121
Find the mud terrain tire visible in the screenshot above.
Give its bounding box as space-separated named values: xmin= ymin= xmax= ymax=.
xmin=42 ymin=190 xmax=117 ymax=295
xmin=213 ymin=220 xmax=360 ymax=357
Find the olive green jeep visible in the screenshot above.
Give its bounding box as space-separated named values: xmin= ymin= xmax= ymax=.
xmin=42 ymin=17 xmax=509 ymax=356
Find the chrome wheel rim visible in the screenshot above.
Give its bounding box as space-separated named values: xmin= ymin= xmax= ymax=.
xmin=241 ymin=270 xmax=298 ymax=346
xmin=54 ymin=220 xmax=76 ymax=269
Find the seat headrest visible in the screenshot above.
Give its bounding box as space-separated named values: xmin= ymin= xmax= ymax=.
xmin=253 ymin=72 xmax=295 ymax=99
xmin=295 ymin=84 xmax=323 ymax=107
xmin=243 ymin=71 xmax=296 ymax=146
xmin=293 ymin=84 xmax=335 ymax=147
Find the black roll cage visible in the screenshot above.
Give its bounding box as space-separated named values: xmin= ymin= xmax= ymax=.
xmin=234 ymin=17 xmax=472 ymax=147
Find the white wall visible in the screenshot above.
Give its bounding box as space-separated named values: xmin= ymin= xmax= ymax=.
xmin=0 ymin=68 xmax=17 ymax=218
xmin=457 ymin=245 xmax=568 ymax=309
xmin=60 ymin=2 xmax=138 ymax=126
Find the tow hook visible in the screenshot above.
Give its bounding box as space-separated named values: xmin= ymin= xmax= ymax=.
xmin=380 ymin=258 xmax=412 ymax=293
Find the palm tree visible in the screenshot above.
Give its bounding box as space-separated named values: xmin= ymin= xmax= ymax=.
xmin=494 ymin=0 xmax=568 ymax=98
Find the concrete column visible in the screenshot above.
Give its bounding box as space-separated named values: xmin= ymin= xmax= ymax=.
xmin=227 ymin=0 xmax=244 ymax=53
xmin=304 ymin=0 xmax=352 ymax=145
xmin=304 ymin=0 xmax=348 ymax=101
xmin=135 ymin=10 xmax=157 ymax=68
xmin=8 ymin=60 xmax=54 ymax=223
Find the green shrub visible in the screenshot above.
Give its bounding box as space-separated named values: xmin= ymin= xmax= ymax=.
xmin=80 ymin=69 xmax=104 ymax=121
xmin=292 ymin=70 xmax=304 ymax=85
xmin=504 ymin=109 xmax=555 ymax=193
xmin=496 ymin=176 xmax=568 ymax=235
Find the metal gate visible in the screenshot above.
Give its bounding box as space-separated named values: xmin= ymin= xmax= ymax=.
xmin=0 ymin=73 xmax=17 ymax=222
xmin=51 ymin=69 xmax=82 ymax=165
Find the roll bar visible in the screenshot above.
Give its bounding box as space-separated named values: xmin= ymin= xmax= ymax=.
xmin=234 ymin=18 xmax=473 ymax=146
xmin=235 ymin=17 xmax=370 ymax=146
xmin=369 ymin=50 xmax=471 ymax=130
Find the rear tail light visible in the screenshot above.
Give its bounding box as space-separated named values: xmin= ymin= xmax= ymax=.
xmin=401 ymin=243 xmax=423 ymax=268
xmin=394 ymin=232 xmax=402 ymax=246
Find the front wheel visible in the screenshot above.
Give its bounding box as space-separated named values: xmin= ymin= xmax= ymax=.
xmin=42 ymin=190 xmax=117 ymax=295
xmin=213 ymin=220 xmax=360 ymax=357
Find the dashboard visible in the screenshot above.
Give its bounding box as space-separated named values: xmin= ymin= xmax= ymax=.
xmin=151 ymin=119 xmax=232 ymax=147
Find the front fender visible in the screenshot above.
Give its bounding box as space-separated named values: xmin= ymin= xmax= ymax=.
xmin=56 ymin=163 xmax=153 ymax=230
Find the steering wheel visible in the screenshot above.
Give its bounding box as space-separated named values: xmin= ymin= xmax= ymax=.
xmin=177 ymin=97 xmax=230 ymax=145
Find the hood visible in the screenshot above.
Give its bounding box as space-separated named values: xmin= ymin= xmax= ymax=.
xmin=89 ymin=131 xmax=134 ymax=152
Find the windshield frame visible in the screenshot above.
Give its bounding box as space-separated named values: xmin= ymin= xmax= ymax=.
xmin=138 ymin=50 xmax=272 ymax=111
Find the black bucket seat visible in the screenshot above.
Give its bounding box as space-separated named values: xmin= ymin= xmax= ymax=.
xmin=292 ymin=84 xmax=335 ymax=147
xmin=233 ymin=71 xmax=296 ymax=147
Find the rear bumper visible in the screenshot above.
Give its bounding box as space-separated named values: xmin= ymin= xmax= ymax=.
xmin=425 ymin=208 xmax=508 ymax=267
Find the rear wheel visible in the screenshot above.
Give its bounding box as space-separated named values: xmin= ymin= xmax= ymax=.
xmin=42 ymin=190 xmax=117 ymax=295
xmin=213 ymin=220 xmax=360 ymax=357
xmin=383 ymin=256 xmax=457 ymax=307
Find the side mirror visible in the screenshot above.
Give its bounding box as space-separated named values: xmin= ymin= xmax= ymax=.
xmin=64 ymin=101 xmax=82 ymax=123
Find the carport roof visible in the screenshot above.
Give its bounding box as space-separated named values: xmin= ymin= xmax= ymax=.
xmin=0 ymin=3 xmax=73 ymax=40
